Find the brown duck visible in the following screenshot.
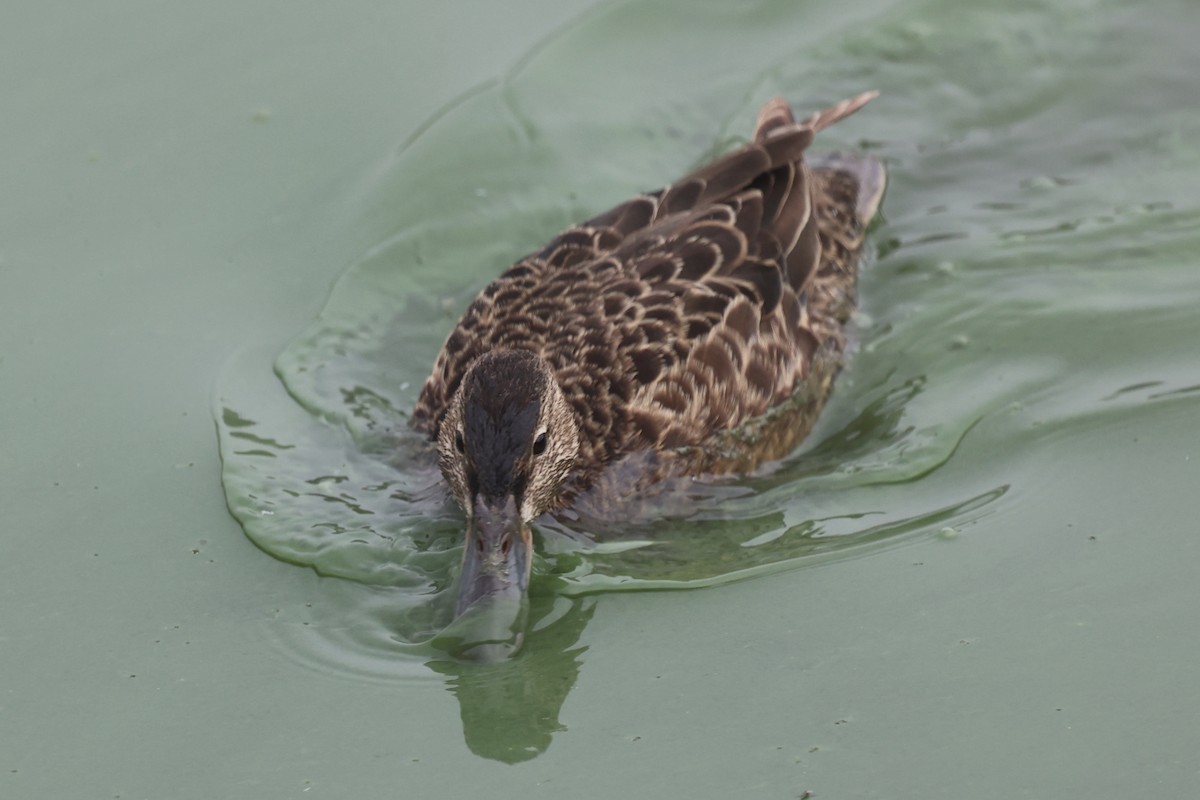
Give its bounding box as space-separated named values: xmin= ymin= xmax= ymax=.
xmin=412 ymin=92 xmax=885 ymax=616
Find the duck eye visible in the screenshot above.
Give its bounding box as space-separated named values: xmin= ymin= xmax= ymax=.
xmin=532 ymin=431 xmax=548 ymax=456
xmin=454 ymin=430 xmax=465 ymax=454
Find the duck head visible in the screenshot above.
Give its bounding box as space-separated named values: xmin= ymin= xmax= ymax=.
xmin=436 ymin=349 xmax=580 ymax=619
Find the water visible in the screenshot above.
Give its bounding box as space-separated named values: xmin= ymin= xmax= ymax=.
xmin=7 ymin=0 xmax=1200 ymax=795
xmin=220 ymin=0 xmax=1199 ymax=669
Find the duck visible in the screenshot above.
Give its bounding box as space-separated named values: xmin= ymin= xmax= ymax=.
xmin=411 ymin=92 xmax=885 ymax=618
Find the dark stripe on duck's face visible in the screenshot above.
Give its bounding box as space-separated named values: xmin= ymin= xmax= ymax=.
xmin=460 ymin=349 xmax=548 ymax=504
xmin=464 ymin=395 xmax=539 ymax=501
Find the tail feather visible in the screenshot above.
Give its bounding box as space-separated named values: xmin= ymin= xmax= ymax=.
xmin=802 ymin=90 xmax=879 ymax=134
xmin=755 ymin=90 xmax=879 ymax=142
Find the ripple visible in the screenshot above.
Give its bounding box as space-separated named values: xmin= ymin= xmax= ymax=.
xmin=216 ymin=0 xmax=1200 ymax=683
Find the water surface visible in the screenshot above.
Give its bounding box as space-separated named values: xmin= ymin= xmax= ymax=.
xmin=3 ymin=0 xmax=1199 ymax=790
xmin=211 ymin=0 xmax=1200 ymax=782
xmin=223 ymin=0 xmax=1199 ymax=676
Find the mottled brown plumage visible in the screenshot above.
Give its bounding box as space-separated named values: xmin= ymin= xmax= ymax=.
xmin=413 ymin=93 xmax=885 ymax=536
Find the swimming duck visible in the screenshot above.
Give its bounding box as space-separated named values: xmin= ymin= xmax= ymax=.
xmin=412 ymin=92 xmax=885 ymax=617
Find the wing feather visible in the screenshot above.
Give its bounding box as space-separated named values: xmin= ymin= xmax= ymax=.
xmin=413 ymin=93 xmax=885 ymax=479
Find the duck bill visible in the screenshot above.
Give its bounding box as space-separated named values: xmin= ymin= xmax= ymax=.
xmin=455 ymin=493 xmax=532 ymax=618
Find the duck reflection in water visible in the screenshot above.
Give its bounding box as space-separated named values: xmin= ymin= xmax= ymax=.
xmin=427 ymin=595 xmax=597 ymax=762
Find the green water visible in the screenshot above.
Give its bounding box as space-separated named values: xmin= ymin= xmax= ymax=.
xmin=5 ymin=0 xmax=1200 ymax=795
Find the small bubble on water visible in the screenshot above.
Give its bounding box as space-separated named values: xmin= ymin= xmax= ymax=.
xmin=938 ymin=526 xmax=958 ymax=540
xmin=1022 ymin=175 xmax=1059 ymax=191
